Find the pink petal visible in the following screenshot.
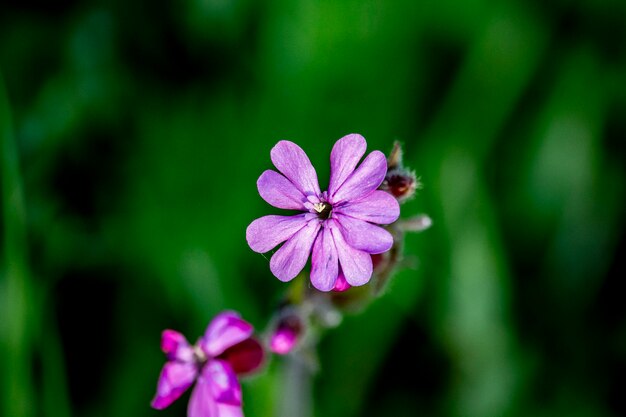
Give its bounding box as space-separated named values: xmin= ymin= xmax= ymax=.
xmin=270 ymin=140 xmax=321 ymax=197
xmin=310 ymin=225 xmax=339 ymax=292
xmin=218 ymin=338 xmax=265 ymax=374
xmin=246 ymin=214 xmax=308 ymax=253
xmin=329 ymin=220 xmax=373 ymax=286
xmin=188 ymin=373 xmax=218 ymax=417
xmin=330 ymin=151 xmax=387 ymax=204
xmin=270 ymin=220 xmax=321 ymax=282
xmin=257 ymin=170 xmax=306 ymax=210
xmin=202 ymin=311 xmax=253 ymax=357
xmin=332 ymin=271 xmax=351 ymax=292
xmin=328 ymin=134 xmax=367 ymax=196
xmin=216 ymin=403 xmax=245 ymax=417
xmin=161 ymin=330 xmax=194 ymax=362
xmin=334 ymin=213 xmax=393 ymax=254
xmin=335 ymin=190 xmax=400 ymax=225
xmin=151 ymin=362 xmax=198 ymax=410
xmin=207 ymin=359 xmax=242 ymax=406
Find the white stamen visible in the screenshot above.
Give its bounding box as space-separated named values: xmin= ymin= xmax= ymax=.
xmin=312 ymin=203 xmax=326 ymax=213
xmin=193 ymin=344 xmax=207 ymax=363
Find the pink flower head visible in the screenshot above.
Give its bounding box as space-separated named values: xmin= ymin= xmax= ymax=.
xmin=246 ymin=134 xmax=400 ymax=291
xmin=152 ymin=311 xmax=264 ymax=417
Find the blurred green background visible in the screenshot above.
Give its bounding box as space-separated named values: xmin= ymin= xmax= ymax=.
xmin=2 ymin=0 xmax=626 ymax=416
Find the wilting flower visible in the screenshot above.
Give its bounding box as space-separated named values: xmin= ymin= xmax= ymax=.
xmin=246 ymin=134 xmax=400 ymax=291
xmin=151 ymin=311 xmax=264 ymax=417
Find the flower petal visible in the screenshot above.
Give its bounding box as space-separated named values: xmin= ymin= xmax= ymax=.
xmin=330 ymin=151 xmax=387 ymax=203
xmin=206 ymin=359 xmax=242 ymax=406
xmin=328 ymin=134 xmax=367 ymax=196
xmin=329 ymin=220 xmax=373 ymax=286
xmin=246 ymin=214 xmax=308 ymax=253
xmin=151 ymin=362 xmax=198 ymax=410
xmin=188 ymin=372 xmax=218 ymax=417
xmin=270 ymin=140 xmax=321 ymax=197
xmin=310 ymin=225 xmax=339 ymax=291
xmin=257 ymin=169 xmax=306 ymax=210
xmin=335 ymin=190 xmax=400 ymax=224
xmin=216 ymin=403 xmax=245 ymax=417
xmin=219 ymin=338 xmax=265 ymax=374
xmin=161 ymin=330 xmax=194 ymax=362
xmin=270 ymin=219 xmax=321 ymax=282
xmin=201 ymin=311 xmax=254 ymax=357
xmin=332 ymin=271 xmax=351 ymax=292
xmin=334 ymin=213 xmax=393 ymax=254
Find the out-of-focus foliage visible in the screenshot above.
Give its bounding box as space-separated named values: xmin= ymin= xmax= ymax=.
xmin=1 ymin=0 xmax=625 ymax=416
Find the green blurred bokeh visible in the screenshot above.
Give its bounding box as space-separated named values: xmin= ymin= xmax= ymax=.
xmin=1 ymin=0 xmax=625 ymax=416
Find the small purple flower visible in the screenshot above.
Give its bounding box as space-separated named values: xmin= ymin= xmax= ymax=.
xmin=152 ymin=311 xmax=264 ymax=417
xmin=246 ymin=134 xmax=400 ymax=291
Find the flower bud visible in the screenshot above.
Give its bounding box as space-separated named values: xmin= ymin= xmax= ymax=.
xmin=270 ymin=313 xmax=303 ymax=355
xmin=382 ymin=168 xmax=418 ymax=202
xmin=331 ymin=273 xmax=351 ymax=292
xmin=381 ymin=141 xmax=420 ymax=202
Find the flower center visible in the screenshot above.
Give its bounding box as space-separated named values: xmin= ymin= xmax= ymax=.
xmin=192 ymin=344 xmax=208 ymax=365
xmin=312 ymin=202 xmax=332 ymax=219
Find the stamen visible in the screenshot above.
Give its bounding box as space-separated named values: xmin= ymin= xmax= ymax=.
xmin=312 ymin=202 xmax=332 ymax=219
xmin=192 ymin=344 xmax=207 ymax=364
xmin=313 ymin=202 xmax=327 ymax=213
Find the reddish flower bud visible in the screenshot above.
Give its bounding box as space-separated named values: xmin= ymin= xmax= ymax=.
xmin=382 ymin=168 xmax=418 ymax=202
xmin=380 ymin=141 xmax=420 ymax=202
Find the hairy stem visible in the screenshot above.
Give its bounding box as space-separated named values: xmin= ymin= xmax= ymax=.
xmin=278 ymin=353 xmax=313 ymax=417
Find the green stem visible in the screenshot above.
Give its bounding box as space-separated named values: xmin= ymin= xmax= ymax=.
xmin=1 ymin=73 xmax=36 ymax=417
xmin=278 ymin=353 xmax=313 ymax=417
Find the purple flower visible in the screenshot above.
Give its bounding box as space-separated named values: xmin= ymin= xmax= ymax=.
xmin=246 ymin=134 xmax=400 ymax=291
xmin=151 ymin=311 xmax=264 ymax=417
